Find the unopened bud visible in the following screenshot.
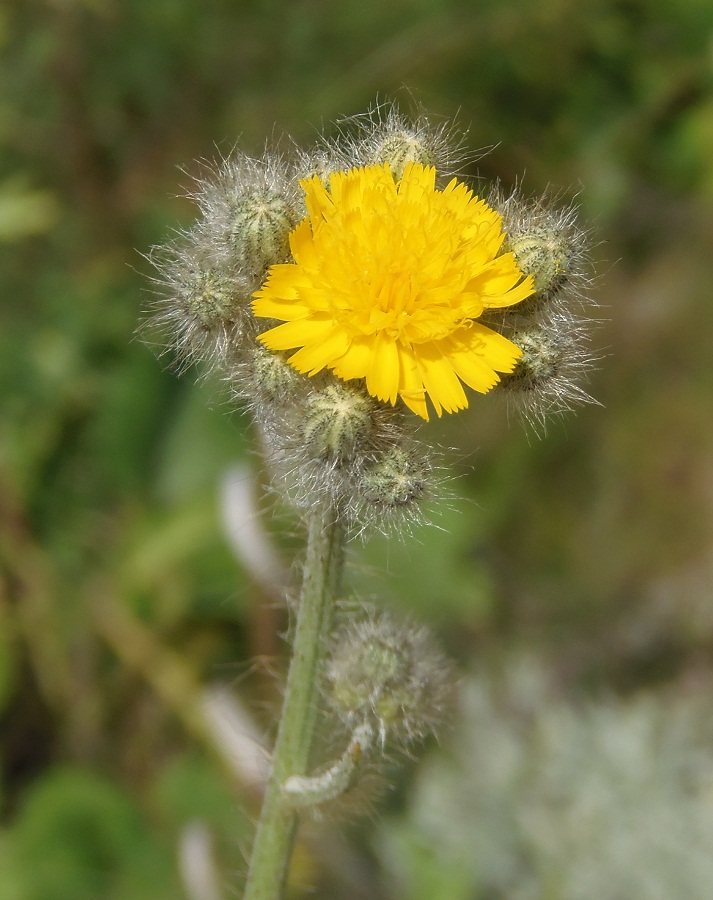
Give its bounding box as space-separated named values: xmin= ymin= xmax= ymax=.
xmin=303 ymin=383 xmax=375 ymax=463
xmin=372 ymin=131 xmax=437 ymax=181
xmin=296 ymin=146 xmax=348 ymax=188
xmin=359 ymin=445 xmax=427 ymax=509
xmin=489 ymin=186 xmax=593 ymax=315
xmin=229 ymin=191 xmax=297 ymax=275
xmin=505 ymin=326 xmax=563 ymax=390
xmin=498 ymin=314 xmax=597 ymax=427
xmin=349 ymin=104 xmax=463 ymax=181
xmin=146 ymin=237 xmax=255 ymax=372
xmin=192 ymin=154 xmax=301 ymax=279
xmin=325 ymin=608 xmax=452 ymax=746
xmin=251 ymin=344 xmax=302 ymax=402
xmin=186 ymin=269 xmax=245 ymax=327
xmin=506 ymin=225 xmax=573 ymax=301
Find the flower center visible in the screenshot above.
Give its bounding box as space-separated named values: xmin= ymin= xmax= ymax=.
xmin=370 ymin=262 xmax=416 ymax=331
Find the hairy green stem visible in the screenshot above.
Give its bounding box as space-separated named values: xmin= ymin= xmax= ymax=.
xmin=244 ymin=501 xmax=345 ymax=899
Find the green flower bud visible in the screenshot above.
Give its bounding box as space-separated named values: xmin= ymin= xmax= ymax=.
xmin=359 ymin=445 xmax=427 ymax=509
xmin=228 ymin=191 xmax=297 ymax=275
xmin=506 ymin=225 xmax=573 ymax=301
xmin=146 ymin=235 xmax=254 ymax=372
xmin=506 ymin=326 xmax=563 ymax=390
xmin=303 ymin=383 xmax=376 ymax=463
xmin=347 ymin=103 xmax=464 ymax=181
xmin=490 ymin=187 xmax=591 ymax=312
xmin=186 ymin=269 xmax=245 ymax=327
xmin=325 ymin=608 xmax=452 ymax=746
xmin=191 ymin=153 xmax=301 ymax=281
xmin=296 ymin=146 xmax=349 ymax=188
xmin=251 ymin=344 xmax=302 ymax=403
xmin=498 ymin=314 xmax=597 ymax=429
xmin=372 ymin=131 xmax=437 ymax=181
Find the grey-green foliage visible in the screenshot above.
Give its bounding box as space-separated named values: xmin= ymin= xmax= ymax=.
xmin=378 ymin=660 xmax=713 ymax=900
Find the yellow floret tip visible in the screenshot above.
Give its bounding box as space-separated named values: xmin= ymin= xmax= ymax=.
xmin=253 ymin=162 xmax=534 ymax=420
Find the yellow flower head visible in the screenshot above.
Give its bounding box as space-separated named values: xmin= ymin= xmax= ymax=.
xmin=253 ymin=163 xmax=534 ymax=420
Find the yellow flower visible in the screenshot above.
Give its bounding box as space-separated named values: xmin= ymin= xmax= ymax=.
xmin=253 ymin=163 xmax=534 ymax=420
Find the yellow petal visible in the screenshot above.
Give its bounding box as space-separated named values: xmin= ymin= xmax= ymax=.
xmin=395 ymin=346 xmax=429 ymax=419
xmin=401 ymin=389 xmax=429 ymax=420
xmin=484 ymin=273 xmax=535 ymax=309
xmin=415 ymin=346 xmax=469 ymax=416
xmin=440 ymin=325 xmax=521 ymax=393
xmin=252 ymin=293 xmax=311 ymax=321
xmin=288 ymin=328 xmax=352 ymax=376
xmin=471 ymin=323 xmax=522 ymax=372
xmin=256 ymin=264 xmax=302 ymax=299
xmin=258 ymin=316 xmax=335 ymax=352
xmin=252 ymin=162 xmax=535 ymax=419
xmin=331 ymin=337 xmax=372 ymax=381
xmin=302 ymin=176 xmax=333 ymax=223
xmin=399 ymin=162 xmax=436 ymax=197
xmin=366 ymin=332 xmax=400 ymax=404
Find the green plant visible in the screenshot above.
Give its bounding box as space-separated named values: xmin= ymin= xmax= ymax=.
xmin=147 ymin=103 xmax=596 ymax=898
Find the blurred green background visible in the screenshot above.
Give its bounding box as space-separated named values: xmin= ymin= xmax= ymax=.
xmin=2 ymin=1 xmax=713 ymax=897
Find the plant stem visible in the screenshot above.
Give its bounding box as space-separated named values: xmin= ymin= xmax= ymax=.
xmin=244 ymin=501 xmax=345 ymax=900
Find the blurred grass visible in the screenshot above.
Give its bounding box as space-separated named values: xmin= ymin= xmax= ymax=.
xmin=2 ymin=0 xmax=713 ymax=897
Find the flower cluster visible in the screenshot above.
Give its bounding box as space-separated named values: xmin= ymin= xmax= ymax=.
xmin=148 ymin=105 xmax=597 ymax=524
xmin=147 ymin=106 xmax=600 ymax=833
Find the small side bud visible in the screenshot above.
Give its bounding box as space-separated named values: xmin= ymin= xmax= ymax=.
xmin=228 ymin=192 xmax=297 ymax=276
xmin=505 ymin=326 xmax=564 ymax=390
xmin=491 ymin=187 xmax=591 ymax=311
xmin=303 ymin=383 xmax=376 ymax=463
xmin=145 ymin=238 xmax=253 ymax=371
xmin=250 ymin=344 xmax=303 ymax=403
xmin=344 ymin=103 xmax=465 ymax=181
xmin=295 ymin=144 xmax=350 ymax=187
xmin=325 ymin=607 xmax=452 ymax=747
xmin=185 ymin=268 xmax=245 ymax=328
xmin=372 ymin=131 xmax=437 ymax=181
xmin=499 ymin=314 xmax=598 ymax=428
xmin=191 ymin=153 xmax=302 ymax=280
xmin=507 ymin=226 xmax=573 ymax=301
xmin=359 ymin=445 xmax=428 ymax=509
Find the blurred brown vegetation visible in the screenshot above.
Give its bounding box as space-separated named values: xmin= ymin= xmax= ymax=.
xmin=2 ymin=0 xmax=713 ymax=897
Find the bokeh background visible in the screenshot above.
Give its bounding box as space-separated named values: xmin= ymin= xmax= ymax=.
xmin=2 ymin=1 xmax=713 ymax=897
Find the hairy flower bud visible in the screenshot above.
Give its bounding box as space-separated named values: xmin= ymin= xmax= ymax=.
xmin=499 ymin=315 xmax=597 ymax=428
xmin=506 ymin=226 xmax=573 ymax=301
xmin=491 ymin=188 xmax=591 ymax=311
xmin=371 ymin=130 xmax=437 ymax=181
xmin=192 ymin=153 xmax=302 ymax=280
xmin=302 ymin=383 xmax=376 ymax=463
xmin=185 ymin=268 xmax=245 ymax=327
xmin=295 ymin=145 xmax=350 ymax=187
xmin=251 ymin=344 xmax=302 ymax=403
xmin=228 ymin=192 xmax=296 ymax=276
xmin=325 ymin=607 xmax=452 ymax=746
xmin=145 ymin=238 xmax=253 ymax=371
xmin=358 ymin=445 xmax=428 ymax=509
xmin=506 ymin=326 xmax=563 ymax=389
xmin=346 ymin=103 xmax=464 ymax=182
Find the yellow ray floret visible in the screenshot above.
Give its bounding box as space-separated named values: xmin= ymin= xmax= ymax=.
xmin=253 ymin=162 xmax=534 ymax=420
